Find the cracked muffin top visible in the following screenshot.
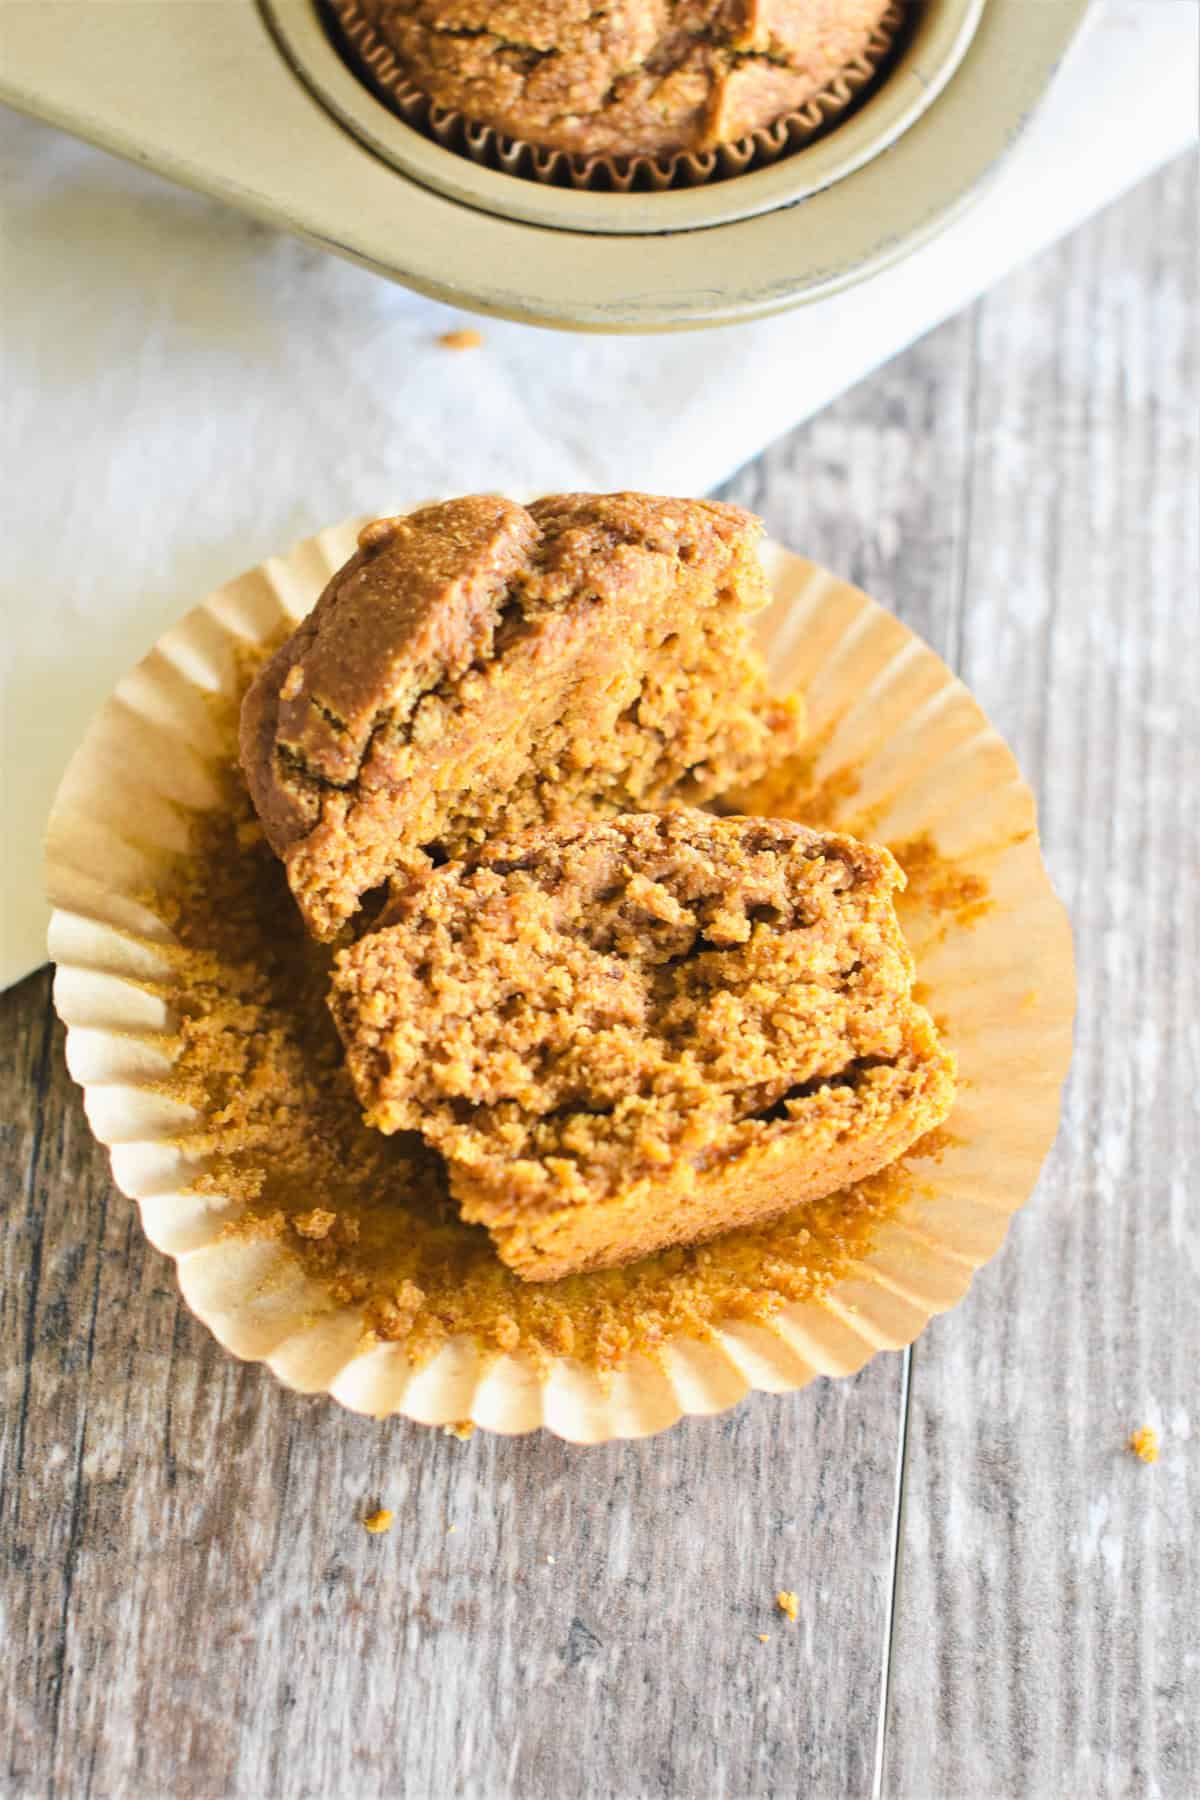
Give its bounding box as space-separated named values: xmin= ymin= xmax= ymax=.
xmin=330 ymin=810 xmax=956 ymax=1278
xmin=239 ymin=493 xmax=799 ymax=940
xmin=351 ymin=0 xmax=895 ymax=157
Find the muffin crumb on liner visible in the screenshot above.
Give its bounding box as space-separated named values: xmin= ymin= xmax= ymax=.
xmin=44 ymin=504 xmax=1075 ymax=1443
xmin=326 ymin=1 xmax=908 ymax=193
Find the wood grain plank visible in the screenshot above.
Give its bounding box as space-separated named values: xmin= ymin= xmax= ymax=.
xmin=1 ymin=968 xmax=123 ymax=1789
xmin=1 ymin=971 xmax=60 ymax=1790
xmin=883 ymin=154 xmax=1200 ymax=1799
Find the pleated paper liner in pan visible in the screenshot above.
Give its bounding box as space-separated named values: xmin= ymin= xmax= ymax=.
xmin=326 ymin=0 xmax=906 ymax=192
xmin=44 ymin=512 xmax=1075 ymax=1443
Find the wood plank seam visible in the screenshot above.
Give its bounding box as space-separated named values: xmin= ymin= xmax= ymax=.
xmin=11 ymin=976 xmax=56 ymax=1493
xmin=873 ymin=1343 xmax=917 ymax=1800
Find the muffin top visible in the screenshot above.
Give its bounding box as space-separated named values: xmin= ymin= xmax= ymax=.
xmin=352 ymin=0 xmax=894 ymax=158
xmin=240 ymin=492 xmax=798 ymax=939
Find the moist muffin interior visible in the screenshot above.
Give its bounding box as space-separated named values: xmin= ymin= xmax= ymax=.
xmin=330 ymin=810 xmax=955 ymax=1279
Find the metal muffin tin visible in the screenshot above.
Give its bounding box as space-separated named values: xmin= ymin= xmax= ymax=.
xmin=1 ymin=0 xmax=1090 ymax=330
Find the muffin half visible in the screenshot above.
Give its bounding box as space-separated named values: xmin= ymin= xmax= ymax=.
xmin=330 ymin=810 xmax=956 ymax=1279
xmin=241 ymin=493 xmax=799 ymax=939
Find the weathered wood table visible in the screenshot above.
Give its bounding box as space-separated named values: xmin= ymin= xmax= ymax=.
xmin=3 ymin=156 xmax=1196 ymax=1799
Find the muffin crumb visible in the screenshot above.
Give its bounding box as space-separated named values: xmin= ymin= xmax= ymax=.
xmin=363 ymin=1507 xmax=394 ymax=1534
xmin=757 ymin=1633 xmax=770 ymax=1644
xmin=439 ymin=329 xmax=483 ymax=351
xmin=293 ymin=1207 xmax=337 ymax=1239
xmin=889 ymin=833 xmax=993 ymax=926
xmin=443 ymin=1420 xmax=476 ymax=1441
xmin=1128 ymin=1425 xmax=1159 ymax=1464
xmin=776 ymin=1590 xmax=799 ymax=1623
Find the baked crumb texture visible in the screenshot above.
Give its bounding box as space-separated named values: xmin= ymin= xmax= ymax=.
xmin=353 ymin=0 xmax=894 ymax=157
xmin=241 ymin=493 xmax=798 ymax=940
xmin=330 ymin=811 xmax=955 ymax=1281
xmin=161 ymin=759 xmax=925 ymax=1372
xmin=363 ymin=1507 xmax=394 ymax=1533
xmin=438 ymin=328 xmax=483 ymax=350
xmin=776 ymin=1590 xmax=799 ymax=1623
xmin=1128 ymin=1426 xmax=1159 ymax=1464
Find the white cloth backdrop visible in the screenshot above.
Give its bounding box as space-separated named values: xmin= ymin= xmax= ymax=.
xmin=2 ymin=0 xmax=1196 ymax=987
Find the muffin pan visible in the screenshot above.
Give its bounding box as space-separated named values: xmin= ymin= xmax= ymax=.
xmin=1 ymin=0 xmax=1089 ymax=327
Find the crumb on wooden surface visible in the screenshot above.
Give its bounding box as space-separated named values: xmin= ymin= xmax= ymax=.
xmin=776 ymin=1590 xmax=799 ymax=1623
xmin=438 ymin=328 xmax=484 ymax=350
xmin=1128 ymin=1425 xmax=1159 ymax=1464
xmin=443 ymin=1419 xmax=476 ymax=1440
xmin=757 ymin=1633 xmax=770 ymax=1643
xmin=363 ymin=1507 xmax=394 ymax=1534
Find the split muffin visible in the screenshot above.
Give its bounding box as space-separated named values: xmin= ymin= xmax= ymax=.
xmin=241 ymin=493 xmax=798 ymax=940
xmin=337 ymin=0 xmax=897 ymax=159
xmin=330 ymin=810 xmax=956 ymax=1280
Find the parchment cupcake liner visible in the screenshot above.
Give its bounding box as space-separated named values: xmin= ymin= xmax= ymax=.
xmin=44 ymin=508 xmax=1076 ymax=1442
xmin=326 ymin=1 xmax=907 ymax=192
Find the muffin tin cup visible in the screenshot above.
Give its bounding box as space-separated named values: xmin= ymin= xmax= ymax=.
xmin=265 ymin=0 xmax=987 ymax=237
xmin=44 ymin=505 xmax=1076 ymax=1442
xmin=327 ymin=0 xmax=906 ymax=194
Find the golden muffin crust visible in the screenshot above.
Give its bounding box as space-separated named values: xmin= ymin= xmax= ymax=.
xmin=240 ymin=493 xmax=798 ymax=940
xmin=352 ymin=0 xmax=895 ymax=157
xmin=330 ymin=810 xmax=956 ymax=1280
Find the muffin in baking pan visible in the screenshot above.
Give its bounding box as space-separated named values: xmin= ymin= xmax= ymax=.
xmin=329 ymin=0 xmax=905 ymax=188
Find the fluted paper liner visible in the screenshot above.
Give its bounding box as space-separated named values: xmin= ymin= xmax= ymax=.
xmin=328 ymin=1 xmax=906 ymax=192
xmin=45 ymin=514 xmax=1075 ymax=1442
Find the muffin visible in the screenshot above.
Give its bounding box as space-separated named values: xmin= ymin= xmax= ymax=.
xmin=240 ymin=493 xmax=799 ymax=940
xmin=336 ymin=0 xmax=898 ymax=160
xmin=49 ymin=498 xmax=1076 ymax=1438
xmin=329 ymin=810 xmax=956 ymax=1280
